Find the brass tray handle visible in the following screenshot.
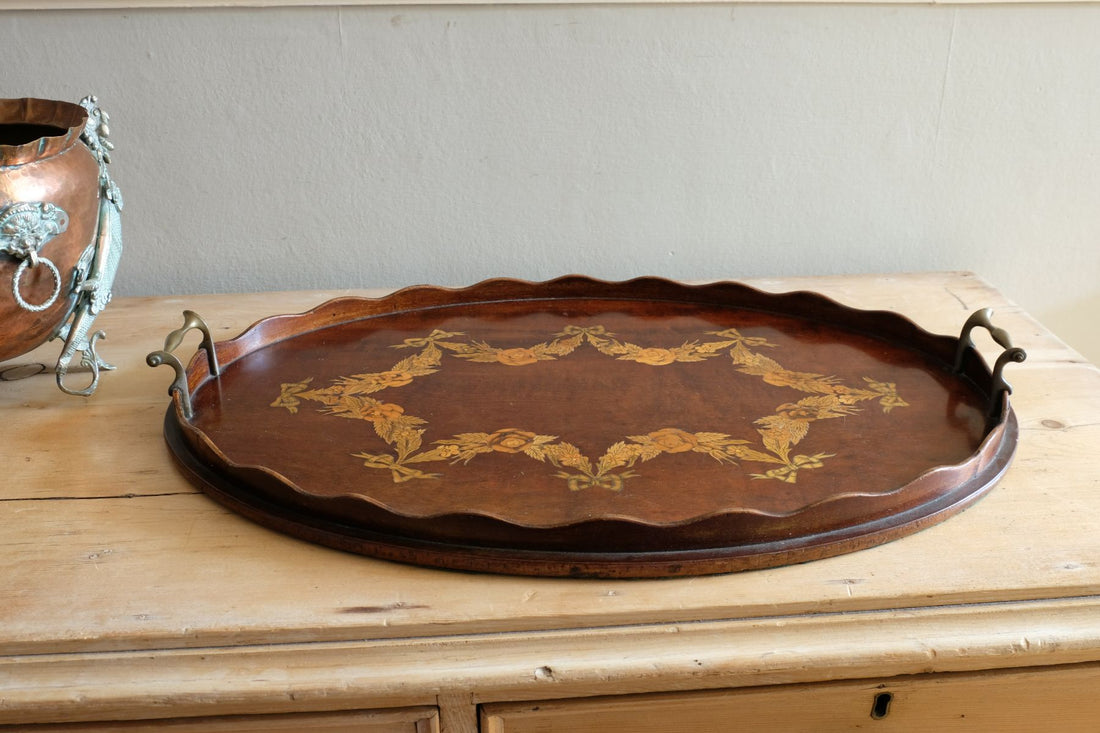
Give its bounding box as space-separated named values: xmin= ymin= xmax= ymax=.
xmin=953 ymin=308 xmax=1027 ymax=420
xmin=146 ymin=310 xmax=219 ymax=419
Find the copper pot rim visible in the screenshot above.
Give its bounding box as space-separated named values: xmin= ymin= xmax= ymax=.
xmin=0 ymin=97 xmax=88 ymax=166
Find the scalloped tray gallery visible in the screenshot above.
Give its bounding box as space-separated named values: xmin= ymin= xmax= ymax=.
xmin=150 ymin=277 xmax=1025 ymax=577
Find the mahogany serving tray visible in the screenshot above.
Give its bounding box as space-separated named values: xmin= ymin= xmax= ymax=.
xmin=150 ymin=277 xmax=1025 ymax=578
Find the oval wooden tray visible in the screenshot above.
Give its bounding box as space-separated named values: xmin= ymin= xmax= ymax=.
xmin=153 ymin=277 xmax=1024 ymax=577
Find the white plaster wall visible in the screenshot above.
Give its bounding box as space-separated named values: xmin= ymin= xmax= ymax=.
xmin=3 ymin=4 xmax=1098 ymax=360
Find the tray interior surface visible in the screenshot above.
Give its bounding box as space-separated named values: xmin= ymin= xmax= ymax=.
xmin=186 ymin=297 xmax=989 ymax=527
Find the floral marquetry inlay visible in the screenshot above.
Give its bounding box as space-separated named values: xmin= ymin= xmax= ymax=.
xmin=271 ymin=325 xmax=908 ymax=491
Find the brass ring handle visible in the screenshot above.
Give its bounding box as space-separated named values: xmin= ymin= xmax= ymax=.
xmin=11 ymin=255 xmax=62 ymax=312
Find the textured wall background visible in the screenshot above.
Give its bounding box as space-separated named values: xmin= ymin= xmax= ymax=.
xmin=3 ymin=4 xmax=1098 ymax=360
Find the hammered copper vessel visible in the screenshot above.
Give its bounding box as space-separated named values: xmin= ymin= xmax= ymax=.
xmin=0 ymin=96 xmax=123 ymax=394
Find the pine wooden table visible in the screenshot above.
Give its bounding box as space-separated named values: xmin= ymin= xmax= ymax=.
xmin=2 ymin=272 xmax=1098 ymax=732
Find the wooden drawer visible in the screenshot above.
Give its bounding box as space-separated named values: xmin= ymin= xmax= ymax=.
xmin=482 ymin=663 xmax=1100 ymax=732
xmin=8 ymin=707 xmax=438 ymax=733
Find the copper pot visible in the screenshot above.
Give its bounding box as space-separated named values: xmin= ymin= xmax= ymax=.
xmin=0 ymin=96 xmax=123 ymax=394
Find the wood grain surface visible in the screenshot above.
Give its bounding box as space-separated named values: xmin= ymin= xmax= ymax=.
xmin=481 ymin=663 xmax=1100 ymax=733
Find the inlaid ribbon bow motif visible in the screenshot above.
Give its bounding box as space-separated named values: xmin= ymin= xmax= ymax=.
xmin=272 ymin=326 xmax=907 ymax=490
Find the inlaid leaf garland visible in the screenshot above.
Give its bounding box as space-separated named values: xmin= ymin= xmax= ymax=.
xmin=272 ymin=326 xmax=907 ymax=490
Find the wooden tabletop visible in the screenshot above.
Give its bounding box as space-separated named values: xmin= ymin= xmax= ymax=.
xmin=2 ymin=271 xmax=1099 ymax=724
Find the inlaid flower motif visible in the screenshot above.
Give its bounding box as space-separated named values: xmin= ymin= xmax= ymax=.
xmin=374 ymin=369 xmax=414 ymax=388
xmin=646 ymin=427 xmax=699 ymax=454
xmin=435 ymin=444 xmax=461 ymax=459
xmin=633 ymin=347 xmax=678 ymax=366
xmin=496 ymin=347 xmax=540 ymax=366
xmin=486 ymin=428 xmax=539 ymax=453
xmin=362 ymin=402 xmax=406 ymax=421
xmin=775 ymin=403 xmax=818 ymax=421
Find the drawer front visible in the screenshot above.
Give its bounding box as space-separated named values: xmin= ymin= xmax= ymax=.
xmin=9 ymin=707 xmax=439 ymax=733
xmin=482 ymin=663 xmax=1100 ymax=732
